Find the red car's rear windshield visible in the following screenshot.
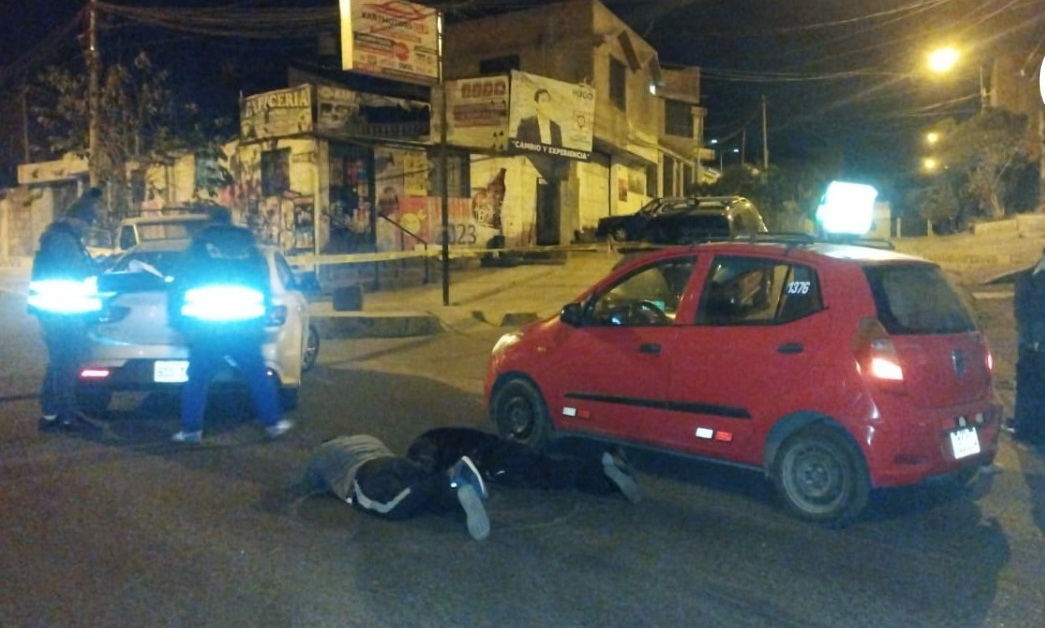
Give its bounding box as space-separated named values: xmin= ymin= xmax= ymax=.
xmin=862 ymin=264 xmax=977 ymax=334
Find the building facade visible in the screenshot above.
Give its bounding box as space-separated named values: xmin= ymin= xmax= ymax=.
xmin=442 ymin=0 xmax=707 ymax=247
xmin=2 ymin=0 xmax=708 ymax=269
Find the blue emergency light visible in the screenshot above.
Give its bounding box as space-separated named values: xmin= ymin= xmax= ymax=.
xmin=28 ymin=277 xmax=103 ymax=314
xmin=181 ymin=285 xmax=266 ymax=321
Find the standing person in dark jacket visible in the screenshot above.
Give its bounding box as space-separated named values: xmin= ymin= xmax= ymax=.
xmin=28 ymin=187 xmax=104 ymax=432
xmin=167 ymin=207 xmax=292 ymax=443
xmin=1013 ymin=250 xmax=1045 ymax=446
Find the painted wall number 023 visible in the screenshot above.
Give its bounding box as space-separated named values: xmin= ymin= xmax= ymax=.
xmin=438 ymin=223 xmax=478 ymax=245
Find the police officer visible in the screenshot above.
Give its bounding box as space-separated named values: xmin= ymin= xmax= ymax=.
xmin=167 ymin=207 xmax=293 ymax=443
xmin=1014 ymin=248 xmax=1045 ymax=447
xmin=28 ymin=187 xmax=104 ymax=431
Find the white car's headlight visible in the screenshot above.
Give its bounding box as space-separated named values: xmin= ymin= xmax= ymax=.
xmin=491 ymin=331 xmax=523 ymax=355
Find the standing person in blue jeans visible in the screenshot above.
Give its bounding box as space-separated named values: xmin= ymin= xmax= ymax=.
xmin=28 ymin=187 xmax=105 ymax=432
xmin=167 ymin=207 xmax=292 ymax=443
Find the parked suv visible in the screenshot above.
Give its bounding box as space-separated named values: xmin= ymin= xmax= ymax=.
xmin=595 ymin=197 xmax=690 ymax=242
xmin=485 ymin=237 xmax=1000 ymax=525
xmin=637 ymin=196 xmax=767 ymax=244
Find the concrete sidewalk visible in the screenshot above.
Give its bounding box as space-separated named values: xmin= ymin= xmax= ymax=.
xmin=311 ymin=248 xmax=621 ymax=338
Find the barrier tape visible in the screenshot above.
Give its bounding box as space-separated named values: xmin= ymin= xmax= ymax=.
xmin=285 ymin=243 xmax=606 ymax=268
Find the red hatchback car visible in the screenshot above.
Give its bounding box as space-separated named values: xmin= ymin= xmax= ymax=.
xmin=484 ymin=238 xmax=1001 ymax=525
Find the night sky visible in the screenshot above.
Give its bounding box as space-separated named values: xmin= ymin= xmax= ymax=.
xmin=2 ymin=0 xmax=1042 ymax=187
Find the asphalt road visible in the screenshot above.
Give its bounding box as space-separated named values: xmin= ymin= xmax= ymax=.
xmin=1 ymin=285 xmax=1043 ymax=627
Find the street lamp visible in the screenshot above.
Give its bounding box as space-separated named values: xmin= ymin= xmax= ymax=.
xmin=927 ymin=46 xmax=989 ymax=110
xmin=928 ymin=47 xmax=960 ymax=73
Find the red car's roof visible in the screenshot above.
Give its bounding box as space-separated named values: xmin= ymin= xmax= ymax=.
xmin=625 ymin=240 xmax=931 ymax=267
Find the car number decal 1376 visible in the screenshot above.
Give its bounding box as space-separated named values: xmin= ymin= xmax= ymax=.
xmin=786 ymin=281 xmax=811 ymax=294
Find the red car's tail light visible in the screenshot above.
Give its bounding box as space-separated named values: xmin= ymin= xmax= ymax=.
xmin=852 ymin=317 xmax=905 ymax=391
xmin=266 ymin=305 xmax=288 ymax=327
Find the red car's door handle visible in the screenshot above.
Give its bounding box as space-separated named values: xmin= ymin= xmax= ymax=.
xmin=777 ymin=342 xmax=804 ymax=354
xmin=639 ymin=343 xmax=661 ymax=354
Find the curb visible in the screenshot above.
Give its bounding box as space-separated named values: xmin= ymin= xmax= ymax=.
xmin=313 ymin=311 xmax=444 ymax=339
xmin=469 ymin=310 xmax=540 ymax=327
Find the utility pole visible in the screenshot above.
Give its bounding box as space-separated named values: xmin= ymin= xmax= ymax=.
xmin=22 ymin=85 xmax=30 ymax=162
xmin=437 ymin=13 xmax=450 ymax=306
xmin=740 ymin=127 xmax=746 ymax=165
xmin=761 ymin=95 xmax=769 ymax=174
xmin=87 ymin=0 xmax=101 ymax=188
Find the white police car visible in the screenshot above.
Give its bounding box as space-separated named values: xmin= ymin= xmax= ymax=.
xmin=76 ymin=239 xmax=319 ymax=413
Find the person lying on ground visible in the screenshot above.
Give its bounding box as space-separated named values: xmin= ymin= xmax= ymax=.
xmin=406 ymin=427 xmax=641 ymax=503
xmin=299 ymin=433 xmax=492 ymax=540
xmin=295 ymin=428 xmax=641 ymax=541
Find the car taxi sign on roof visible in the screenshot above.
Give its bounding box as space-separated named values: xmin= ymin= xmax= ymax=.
xmin=816 ymin=180 xmax=878 ymax=236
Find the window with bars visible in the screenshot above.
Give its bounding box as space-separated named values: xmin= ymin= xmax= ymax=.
xmin=664 ymin=99 xmax=694 ymax=138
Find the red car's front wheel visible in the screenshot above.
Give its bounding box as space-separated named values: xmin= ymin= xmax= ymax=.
xmin=491 ymin=378 xmax=554 ymax=451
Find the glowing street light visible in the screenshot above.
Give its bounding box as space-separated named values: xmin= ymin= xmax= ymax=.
xmin=927 ymin=45 xmax=988 ymax=109
xmin=922 ymin=157 xmax=939 ymax=172
xmin=926 ymin=131 xmax=940 ymax=145
xmin=928 ymin=47 xmax=960 ymax=73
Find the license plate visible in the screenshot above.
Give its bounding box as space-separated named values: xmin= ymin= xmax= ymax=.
xmin=950 ymin=426 xmax=980 ymax=460
xmin=154 ymin=360 xmax=189 ymax=383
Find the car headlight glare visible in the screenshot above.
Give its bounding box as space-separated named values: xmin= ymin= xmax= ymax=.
xmin=491 ymin=331 xmax=523 ymax=355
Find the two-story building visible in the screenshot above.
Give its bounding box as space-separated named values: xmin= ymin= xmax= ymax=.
xmin=441 ymin=0 xmax=707 ymax=248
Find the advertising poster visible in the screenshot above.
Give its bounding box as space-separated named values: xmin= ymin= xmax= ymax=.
xmin=316 ymin=83 xmax=429 ymax=141
xmin=240 ymin=85 xmax=313 ymax=141
xmin=507 ymin=71 xmax=595 ymax=160
xmin=374 ymin=146 xmax=434 ymax=251
xmin=432 ymin=76 xmax=510 ymax=150
xmin=338 ymin=0 xmax=439 ymax=86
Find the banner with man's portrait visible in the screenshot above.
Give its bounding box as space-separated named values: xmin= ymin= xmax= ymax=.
xmin=507 ymin=71 xmax=594 ymax=160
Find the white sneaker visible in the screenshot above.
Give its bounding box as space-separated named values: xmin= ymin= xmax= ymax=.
xmin=602 ymin=451 xmax=642 ymax=504
xmin=171 ymin=430 xmax=203 ymax=444
xmin=265 ymin=419 xmax=294 ymax=438
xmin=456 ymin=484 xmax=490 ymax=541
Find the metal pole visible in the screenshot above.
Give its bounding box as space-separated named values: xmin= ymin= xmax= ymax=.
xmin=979 ymin=64 xmax=988 ymax=110
xmin=22 ymin=85 xmax=30 ymax=162
xmin=438 ymin=14 xmax=450 ymax=306
xmin=761 ymin=95 xmax=769 ymax=174
xmin=87 ymin=0 xmax=101 ymax=187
